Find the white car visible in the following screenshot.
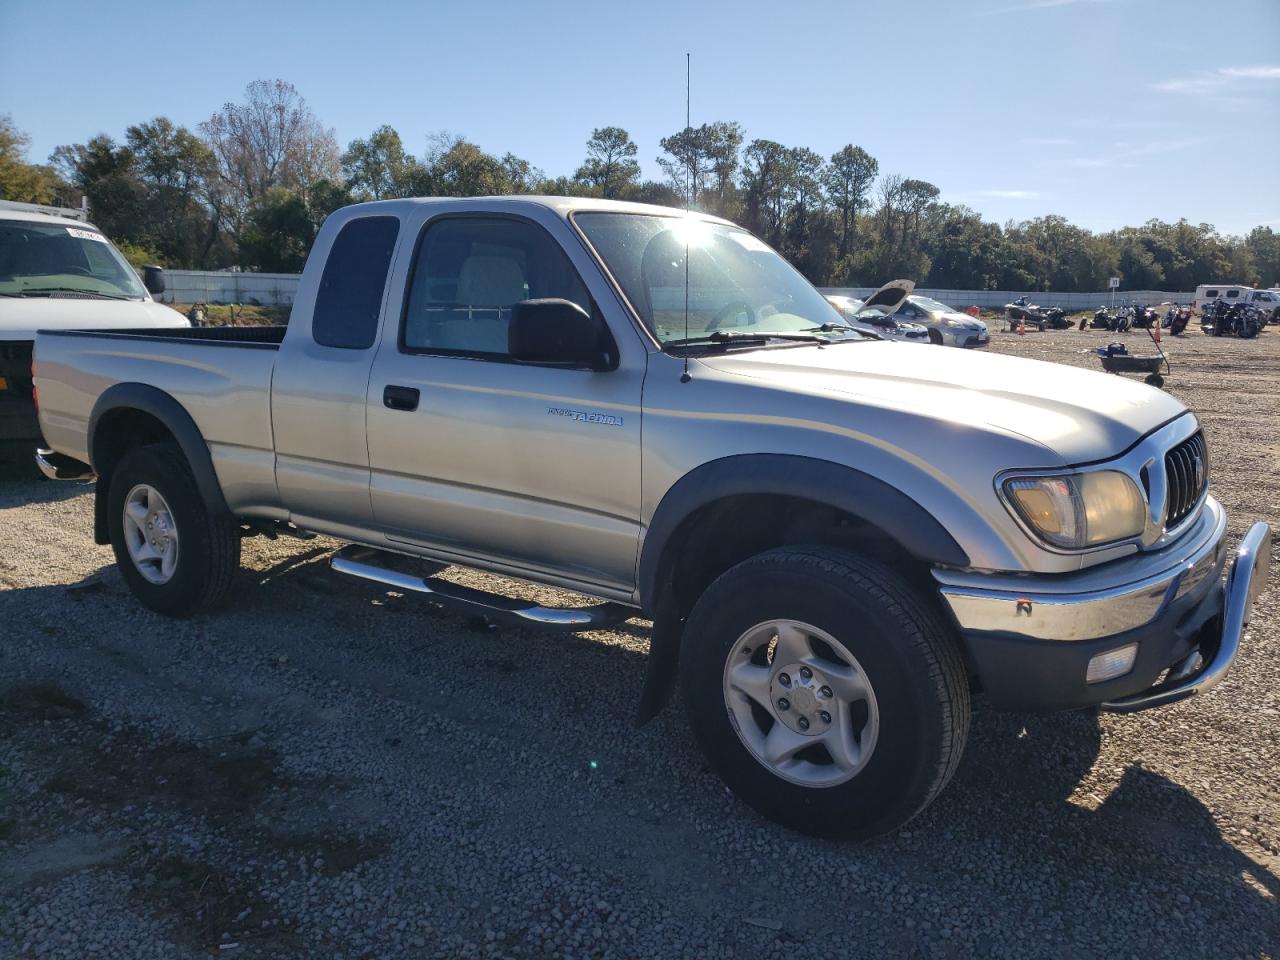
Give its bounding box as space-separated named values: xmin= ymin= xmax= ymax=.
xmin=896 ymin=295 xmax=989 ymax=347
xmin=825 ymin=281 xmax=929 ymax=343
xmin=0 ymin=201 xmax=188 ymax=452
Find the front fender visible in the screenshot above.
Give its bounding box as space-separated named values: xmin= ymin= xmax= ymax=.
xmin=636 ymin=453 xmax=969 ymax=616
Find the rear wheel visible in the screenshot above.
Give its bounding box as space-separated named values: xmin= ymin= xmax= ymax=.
xmin=108 ymin=444 xmax=240 ymax=616
xmin=680 ymin=546 xmax=970 ymax=840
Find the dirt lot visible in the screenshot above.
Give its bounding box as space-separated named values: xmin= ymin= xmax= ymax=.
xmin=1 ymin=327 xmax=1277 ymax=959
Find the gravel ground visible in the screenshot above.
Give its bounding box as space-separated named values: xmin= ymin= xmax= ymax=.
xmin=1 ymin=326 xmax=1277 ymax=960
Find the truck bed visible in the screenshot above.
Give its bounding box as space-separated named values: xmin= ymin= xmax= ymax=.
xmin=34 ymin=324 xmax=285 ymax=507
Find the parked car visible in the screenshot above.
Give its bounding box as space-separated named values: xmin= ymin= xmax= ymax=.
xmin=1247 ymin=288 xmax=1280 ymax=323
xmin=824 ymin=282 xmax=929 ymax=343
xmin=33 ymin=196 xmax=1271 ymax=841
xmin=896 ymin=295 xmax=989 ymax=346
xmin=0 ymin=200 xmax=186 ymax=456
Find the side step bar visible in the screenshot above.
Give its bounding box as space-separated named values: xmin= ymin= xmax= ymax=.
xmin=329 ymin=545 xmax=632 ymax=631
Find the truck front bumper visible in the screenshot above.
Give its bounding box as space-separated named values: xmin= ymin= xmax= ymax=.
xmin=934 ymin=499 xmax=1272 ymax=711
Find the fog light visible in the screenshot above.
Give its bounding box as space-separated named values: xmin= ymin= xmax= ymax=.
xmin=1086 ymin=643 xmax=1139 ymax=684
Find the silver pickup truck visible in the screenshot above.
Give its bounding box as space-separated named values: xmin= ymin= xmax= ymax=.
xmin=33 ymin=197 xmax=1272 ymax=839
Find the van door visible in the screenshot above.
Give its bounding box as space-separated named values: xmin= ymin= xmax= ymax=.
xmin=364 ymin=209 xmax=645 ymax=595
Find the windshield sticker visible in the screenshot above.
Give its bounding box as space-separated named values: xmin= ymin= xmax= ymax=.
xmin=67 ymin=227 xmax=108 ymax=243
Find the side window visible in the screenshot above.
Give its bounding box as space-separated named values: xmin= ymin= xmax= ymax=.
xmin=1225 ymin=289 xmax=1239 ymax=298
xmin=1205 ymin=289 xmax=1219 ymax=298
xmin=401 ymin=217 xmax=592 ymax=357
xmin=313 ymin=216 xmax=400 ymax=349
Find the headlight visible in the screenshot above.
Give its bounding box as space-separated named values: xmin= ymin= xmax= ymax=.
xmin=1003 ymin=471 xmax=1146 ymax=549
xmin=941 ymin=317 xmax=965 ymax=328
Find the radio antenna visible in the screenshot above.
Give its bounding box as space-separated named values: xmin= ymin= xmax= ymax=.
xmin=680 ymin=52 xmax=692 ymax=384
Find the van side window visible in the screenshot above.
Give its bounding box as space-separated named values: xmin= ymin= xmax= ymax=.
xmin=313 ymin=216 xmax=400 ymax=350
xmin=1224 ymin=289 xmax=1239 ymax=298
xmin=1205 ymin=289 xmax=1219 ymax=298
xmin=401 ymin=216 xmax=593 ymax=358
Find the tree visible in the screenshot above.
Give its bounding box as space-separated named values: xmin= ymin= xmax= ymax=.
xmin=342 ymin=125 xmax=418 ymax=200
xmin=50 ymin=135 xmax=143 ymax=246
xmin=782 ymin=147 xmax=826 ymax=274
xmin=700 ymin=121 xmax=744 ymax=217
xmin=1246 ymin=226 xmax=1280 ymax=288
xmin=200 ymin=79 xmax=340 ymax=239
xmin=0 ymin=115 xmax=67 ymax=204
xmin=124 ymin=117 xmax=219 ymax=268
xmin=421 ymin=135 xmax=538 ymax=197
xmin=238 ymin=187 xmax=315 ymax=272
xmin=574 ymin=127 xmax=640 ymax=199
xmin=740 ymin=139 xmax=793 ymax=245
xmin=824 ymin=145 xmax=877 ymax=260
xmin=500 ymin=152 xmax=543 ymax=194
xmin=657 ymin=126 xmax=715 ymax=205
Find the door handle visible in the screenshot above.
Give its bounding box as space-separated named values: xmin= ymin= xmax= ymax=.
xmin=383 ymin=385 xmax=420 ymax=411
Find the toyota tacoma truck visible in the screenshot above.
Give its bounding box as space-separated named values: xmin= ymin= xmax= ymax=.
xmin=32 ymin=197 xmax=1272 ymax=839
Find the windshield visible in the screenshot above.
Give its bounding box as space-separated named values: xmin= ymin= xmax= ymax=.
xmin=0 ymin=220 xmax=147 ymax=300
xmin=910 ymin=296 xmax=956 ymax=314
xmin=574 ymin=212 xmax=856 ymax=343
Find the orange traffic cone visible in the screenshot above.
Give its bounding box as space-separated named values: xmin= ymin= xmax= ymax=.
xmin=1154 ymin=318 xmax=1161 ymax=343
xmin=1018 ymin=317 xmax=1026 ymax=335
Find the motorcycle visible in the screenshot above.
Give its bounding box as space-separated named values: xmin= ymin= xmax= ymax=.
xmin=1088 ymin=306 xmax=1113 ymax=330
xmin=1130 ymin=303 xmax=1159 ymax=329
xmin=1165 ymin=304 xmax=1191 ymax=336
xmin=1004 ymin=297 xmax=1071 ymax=331
xmin=1004 ymin=296 xmax=1046 ymax=331
xmin=1203 ymin=300 xmax=1262 ymax=338
xmin=1110 ymin=305 xmax=1132 ymax=332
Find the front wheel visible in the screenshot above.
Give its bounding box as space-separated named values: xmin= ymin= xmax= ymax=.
xmin=108 ymin=443 xmax=241 ymax=616
xmin=680 ymin=546 xmax=970 ymax=840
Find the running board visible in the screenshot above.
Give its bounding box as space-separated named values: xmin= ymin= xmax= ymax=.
xmin=329 ymin=546 xmax=631 ymax=631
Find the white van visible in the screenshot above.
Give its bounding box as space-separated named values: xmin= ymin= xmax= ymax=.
xmin=0 ymin=201 xmax=188 ymax=452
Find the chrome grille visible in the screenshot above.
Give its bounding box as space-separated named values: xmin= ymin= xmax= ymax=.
xmin=1164 ymin=431 xmax=1207 ymax=529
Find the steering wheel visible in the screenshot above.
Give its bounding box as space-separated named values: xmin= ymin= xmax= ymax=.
xmin=705 ymin=301 xmax=756 ymax=331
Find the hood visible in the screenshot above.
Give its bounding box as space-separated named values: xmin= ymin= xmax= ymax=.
xmin=699 ymin=341 xmax=1186 ymax=465
xmin=1 ymin=297 xmax=189 ymax=340
xmin=859 ymin=279 xmax=914 ymax=314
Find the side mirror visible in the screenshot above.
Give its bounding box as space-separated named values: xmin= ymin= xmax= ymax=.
xmin=508 ymin=298 xmax=607 ymax=369
xmin=142 ymin=264 xmax=166 ymax=296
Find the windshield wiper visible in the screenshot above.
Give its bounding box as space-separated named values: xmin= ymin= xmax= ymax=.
xmin=18 ymin=286 xmax=134 ymax=300
xmin=662 ymin=330 xmax=829 ymax=351
xmin=800 ymin=323 xmax=880 ymax=341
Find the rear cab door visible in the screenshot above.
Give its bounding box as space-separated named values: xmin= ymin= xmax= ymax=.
xmin=271 ymin=210 xmax=403 ymax=530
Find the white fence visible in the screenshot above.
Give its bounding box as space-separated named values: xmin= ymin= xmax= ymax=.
xmin=819 ymin=288 xmax=1196 ymax=310
xmin=155 ymin=269 xmax=1195 ymax=312
xmin=157 ymin=270 xmax=301 ymax=306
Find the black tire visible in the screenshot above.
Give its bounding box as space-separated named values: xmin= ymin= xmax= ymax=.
xmin=680 ymin=546 xmax=970 ymax=840
xmin=108 ymin=443 xmax=240 ymax=617
xmin=1144 ymin=373 xmax=1165 ymax=388
xmin=927 ymin=328 xmax=943 ymax=346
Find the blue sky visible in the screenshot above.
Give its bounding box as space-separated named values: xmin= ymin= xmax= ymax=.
xmin=2 ymin=0 xmax=1277 ymax=234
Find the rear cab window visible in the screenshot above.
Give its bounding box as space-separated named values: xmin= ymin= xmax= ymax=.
xmin=312 ymin=216 xmax=401 ymax=349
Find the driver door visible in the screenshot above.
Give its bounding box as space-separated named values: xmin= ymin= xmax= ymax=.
xmin=364 ymin=209 xmax=645 ymax=596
